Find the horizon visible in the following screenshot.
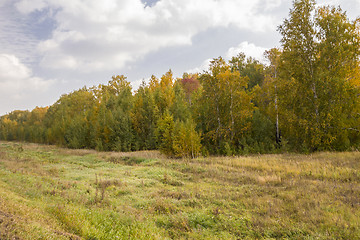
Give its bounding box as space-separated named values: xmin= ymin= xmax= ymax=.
xmin=0 ymin=0 xmax=359 ymax=115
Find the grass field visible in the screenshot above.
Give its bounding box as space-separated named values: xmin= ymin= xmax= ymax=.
xmin=0 ymin=141 xmax=359 ymax=239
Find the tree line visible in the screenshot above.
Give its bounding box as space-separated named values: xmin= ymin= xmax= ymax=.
xmin=1 ymin=0 xmax=360 ymax=157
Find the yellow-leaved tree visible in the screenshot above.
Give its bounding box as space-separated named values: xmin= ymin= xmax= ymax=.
xmin=278 ymin=0 xmax=360 ymax=151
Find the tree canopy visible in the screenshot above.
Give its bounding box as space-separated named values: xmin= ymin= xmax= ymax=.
xmin=1 ymin=0 xmax=359 ymax=156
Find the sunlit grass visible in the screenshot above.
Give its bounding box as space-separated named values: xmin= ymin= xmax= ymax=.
xmin=0 ymin=141 xmax=359 ymax=239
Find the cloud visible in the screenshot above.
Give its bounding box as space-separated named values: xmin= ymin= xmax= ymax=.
xmin=0 ymin=0 xmax=10 ymax=7
xmin=186 ymin=58 xmax=212 ymax=74
xmin=188 ymin=41 xmax=269 ymax=74
xmin=0 ymin=1 xmax=40 ymax=65
xmin=13 ymin=0 xmax=281 ymax=73
xmin=226 ymin=41 xmax=268 ymax=62
xmin=0 ymin=54 xmax=55 ymax=98
xmin=15 ymin=0 xmax=47 ymax=14
xmin=263 ymin=0 xmax=283 ymax=10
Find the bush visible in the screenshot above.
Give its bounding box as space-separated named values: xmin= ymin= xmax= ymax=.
xmin=172 ymin=120 xmax=202 ymax=158
xmin=156 ymin=112 xmax=201 ymax=158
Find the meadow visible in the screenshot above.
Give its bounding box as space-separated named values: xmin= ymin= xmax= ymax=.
xmin=0 ymin=141 xmax=359 ymax=239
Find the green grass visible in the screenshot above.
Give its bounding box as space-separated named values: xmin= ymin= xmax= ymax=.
xmin=0 ymin=141 xmax=359 ymax=239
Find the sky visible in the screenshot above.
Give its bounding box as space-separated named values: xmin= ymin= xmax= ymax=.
xmin=0 ymin=0 xmax=359 ymax=115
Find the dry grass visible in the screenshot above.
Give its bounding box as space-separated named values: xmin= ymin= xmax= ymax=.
xmin=99 ymin=149 xmax=167 ymax=160
xmin=0 ymin=141 xmax=359 ymax=239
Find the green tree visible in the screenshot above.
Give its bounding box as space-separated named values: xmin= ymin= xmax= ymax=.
xmin=199 ymin=57 xmax=254 ymax=153
xmin=170 ymin=81 xmax=191 ymax=122
xmin=92 ymin=75 xmax=134 ymax=151
xmin=153 ymin=70 xmax=175 ymax=116
xmin=172 ymin=119 xmax=202 ymax=158
xmin=25 ymin=107 xmax=48 ymax=143
xmin=256 ymin=48 xmax=282 ymax=145
xmin=155 ymin=110 xmax=175 ymax=156
xmin=44 ymin=87 xmax=95 ymax=146
xmin=131 ymin=81 xmax=159 ymax=150
xmin=0 ymin=115 xmax=18 ymax=141
xmin=278 ymin=0 xmax=360 ymax=150
xmin=229 ymin=53 xmax=265 ymax=89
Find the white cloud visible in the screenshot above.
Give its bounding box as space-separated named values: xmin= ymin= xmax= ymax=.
xmin=186 ymin=58 xmax=212 ymax=74
xmin=0 ymin=54 xmax=55 ymax=96
xmin=0 ymin=0 xmax=9 ymax=7
xmin=15 ymin=0 xmax=47 ymax=14
xmin=14 ymin=0 xmax=280 ymax=73
xmin=0 ymin=2 xmax=39 ymax=65
xmin=131 ymin=78 xmax=147 ymax=91
xmin=264 ymin=0 xmax=283 ymax=10
xmin=226 ymin=41 xmax=268 ymax=62
xmin=188 ymin=41 xmax=269 ymax=74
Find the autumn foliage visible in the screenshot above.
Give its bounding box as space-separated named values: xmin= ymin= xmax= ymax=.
xmin=1 ymin=0 xmax=360 ymax=156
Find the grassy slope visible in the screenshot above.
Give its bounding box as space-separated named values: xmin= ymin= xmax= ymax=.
xmin=0 ymin=141 xmax=359 ymax=239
